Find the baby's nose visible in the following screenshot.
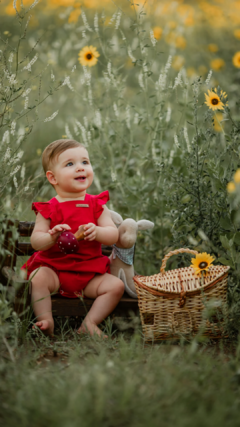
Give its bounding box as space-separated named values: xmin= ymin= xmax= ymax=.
xmin=76 ymin=163 xmax=85 ymax=170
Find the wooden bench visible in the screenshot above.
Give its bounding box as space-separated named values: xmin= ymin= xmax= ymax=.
xmin=0 ymin=220 xmax=139 ymax=318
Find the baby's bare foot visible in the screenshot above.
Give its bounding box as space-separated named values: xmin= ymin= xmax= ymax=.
xmin=77 ymin=321 xmax=108 ymax=339
xmin=33 ymin=320 xmax=54 ymax=336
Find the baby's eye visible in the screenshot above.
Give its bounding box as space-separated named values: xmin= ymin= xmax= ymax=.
xmin=66 ymin=162 xmax=73 ymax=167
xmin=83 ymin=160 xmax=89 ymax=165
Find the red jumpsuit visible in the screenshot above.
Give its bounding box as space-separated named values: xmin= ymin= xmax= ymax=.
xmin=22 ymin=191 xmax=110 ymax=298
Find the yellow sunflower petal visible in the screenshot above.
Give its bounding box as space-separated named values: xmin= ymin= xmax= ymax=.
xmin=191 ymin=252 xmax=215 ymax=276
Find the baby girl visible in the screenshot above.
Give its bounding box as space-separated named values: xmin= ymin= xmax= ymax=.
xmin=22 ymin=139 xmax=124 ymax=337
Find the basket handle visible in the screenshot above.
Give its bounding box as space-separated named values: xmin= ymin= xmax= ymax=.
xmin=160 ymin=248 xmax=199 ymax=274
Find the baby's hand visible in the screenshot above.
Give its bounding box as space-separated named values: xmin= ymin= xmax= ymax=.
xmin=48 ymin=224 xmax=71 ymax=239
xmin=83 ymin=223 xmax=97 ymax=241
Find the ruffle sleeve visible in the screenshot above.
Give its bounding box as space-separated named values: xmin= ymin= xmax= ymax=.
xmin=92 ymin=191 xmax=110 ymax=220
xmin=32 ymin=202 xmax=53 ymax=220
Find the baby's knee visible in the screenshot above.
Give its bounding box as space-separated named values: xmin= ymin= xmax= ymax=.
xmin=112 ymin=277 xmax=125 ymax=297
xmin=30 ymin=267 xmax=59 ymax=292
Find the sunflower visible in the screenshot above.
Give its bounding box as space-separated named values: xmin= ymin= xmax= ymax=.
xmin=232 ymin=51 xmax=240 ymax=68
xmin=204 ymin=90 xmax=224 ymax=111
xmin=234 ymin=169 xmax=240 ymax=184
xmin=153 ymin=26 xmax=162 ymax=40
xmin=210 ymin=58 xmax=225 ymax=71
xmin=191 ymin=253 xmax=215 ymax=276
xmin=78 ymin=46 xmax=100 ymax=67
xmin=227 ymin=181 xmax=236 ymax=193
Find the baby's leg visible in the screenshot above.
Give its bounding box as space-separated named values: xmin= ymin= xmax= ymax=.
xmin=78 ymin=273 xmax=124 ymax=337
xmin=30 ymin=267 xmax=60 ymax=336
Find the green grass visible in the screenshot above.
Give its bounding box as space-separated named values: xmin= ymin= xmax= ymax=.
xmin=1 ymin=319 xmax=240 ymax=427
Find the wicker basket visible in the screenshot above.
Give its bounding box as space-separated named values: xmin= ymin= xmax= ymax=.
xmin=133 ymin=248 xmax=230 ymax=341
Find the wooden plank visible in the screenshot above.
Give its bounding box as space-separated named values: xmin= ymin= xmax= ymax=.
xmin=16 ymin=242 xmax=35 ymax=256
xmin=51 ymin=295 xmax=139 ymax=317
xmin=18 ymin=221 xmax=35 ymax=237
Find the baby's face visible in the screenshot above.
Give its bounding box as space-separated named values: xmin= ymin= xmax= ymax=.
xmin=48 ymin=146 xmax=94 ymax=196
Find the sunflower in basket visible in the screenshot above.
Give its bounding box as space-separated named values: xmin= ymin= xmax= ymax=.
xmin=191 ymin=252 xmax=215 ymax=276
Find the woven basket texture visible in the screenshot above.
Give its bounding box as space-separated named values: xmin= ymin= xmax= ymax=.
xmin=133 ymin=249 xmax=230 ymax=342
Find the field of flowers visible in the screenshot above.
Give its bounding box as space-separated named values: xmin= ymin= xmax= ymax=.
xmin=1 ymin=0 xmax=240 ymax=317
xmin=2 ymin=2 xmax=240 ymax=425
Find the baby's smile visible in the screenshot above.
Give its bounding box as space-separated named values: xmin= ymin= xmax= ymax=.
xmin=75 ymin=176 xmax=86 ymax=181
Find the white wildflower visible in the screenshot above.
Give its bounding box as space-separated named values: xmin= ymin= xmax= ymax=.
xmin=24 ymin=186 xmax=29 ymax=191
xmin=13 ymin=175 xmax=18 ymax=189
xmin=51 ymin=71 xmax=55 ymax=81
xmin=44 ymin=110 xmax=59 ymax=122
xmin=173 ymin=71 xmax=183 ymax=89
xmin=20 ymin=163 xmax=26 ymax=179
xmin=126 ymin=105 xmax=131 ymax=129
xmin=10 ymin=121 xmax=16 ymax=135
xmin=82 ymin=30 xmax=86 ymax=38
xmin=28 ymin=0 xmax=40 ymax=11
xmin=113 ymin=103 xmax=119 ymax=117
xmin=62 ymin=76 xmax=74 ymax=91
xmin=71 ymin=65 xmax=76 ymax=73
xmin=107 ymin=62 xmax=112 ymax=76
xmin=23 ymin=54 xmax=38 ymax=72
xmin=166 ymin=106 xmax=171 ymax=123
xmin=156 ymin=56 xmax=172 ymax=92
xmin=115 ymin=11 xmax=122 ymax=30
xmin=205 ymin=70 xmax=212 ymax=85
xmin=134 ymin=113 xmax=139 ymax=125
xmin=93 ymin=174 xmax=101 ymax=191
xmin=81 ymin=11 xmax=93 ymax=32
xmin=88 ymin=87 xmax=93 ymax=106
xmin=16 ymin=131 xmax=24 ymax=145
xmin=120 ymin=30 xmax=126 ymax=41
xmin=87 ymin=131 xmax=91 ymax=144
xmin=138 ymin=72 xmax=144 ymax=90
xmin=24 ymin=96 xmax=29 ymax=109
xmin=183 ymin=126 xmax=190 ymax=152
xmin=4 ymin=147 xmax=11 ymax=162
xmin=169 ymin=149 xmax=175 ymax=165
xmin=111 ymin=169 xmax=117 ymax=182
xmin=8 ymin=52 xmax=14 ymax=62
xmin=83 ymin=66 xmax=91 ymax=86
xmin=73 ymin=123 xmax=79 ymax=136
xmin=83 ymin=116 xmax=88 ymax=128
xmin=65 ymin=124 xmax=73 ymax=140
xmin=109 ymin=11 xmax=118 ymax=25
xmin=128 ymin=47 xmax=136 ymax=63
xmin=8 ymin=73 xmax=17 ymax=85
xmin=95 ymin=110 xmax=102 ymax=128
xmin=150 ymin=30 xmax=157 ymax=46
xmin=143 ymin=63 xmax=148 ymax=74
xmin=94 ymin=13 xmax=99 ymax=32
xmin=2 ymin=130 xmax=10 ymax=145
xmin=76 ymin=120 xmax=88 ymax=145
xmin=165 ymin=55 xmax=172 ymax=73
xmin=174 ymin=133 xmax=180 ymax=148
xmin=10 ymin=165 xmax=21 ymax=177
xmin=22 ymin=88 xmax=31 ymax=97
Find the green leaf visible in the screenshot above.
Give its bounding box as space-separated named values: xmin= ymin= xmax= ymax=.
xmin=218 ymin=257 xmax=234 ymax=268
xmin=219 ymin=217 xmax=232 ymax=231
xmin=234 ymin=232 xmax=240 ymax=246
xmin=219 ymin=235 xmax=231 ymax=250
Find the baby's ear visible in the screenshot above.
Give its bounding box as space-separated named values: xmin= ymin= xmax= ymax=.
xmin=109 ymin=210 xmax=123 ymax=226
xmin=46 ymin=170 xmax=57 ymax=185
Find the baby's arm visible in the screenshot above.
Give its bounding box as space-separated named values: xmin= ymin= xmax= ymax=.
xmin=31 ymin=213 xmax=71 ymax=251
xmin=84 ymin=205 xmax=118 ymax=245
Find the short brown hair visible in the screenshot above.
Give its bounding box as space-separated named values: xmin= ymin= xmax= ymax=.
xmin=42 ymin=139 xmax=85 ymax=173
